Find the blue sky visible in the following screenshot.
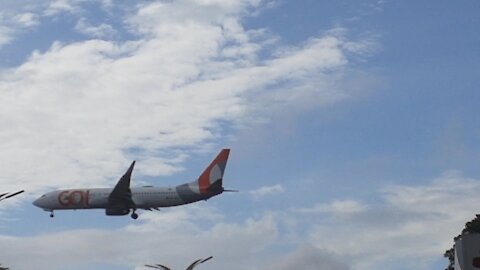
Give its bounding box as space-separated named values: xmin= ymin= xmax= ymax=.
xmin=0 ymin=1 xmax=479 ymax=269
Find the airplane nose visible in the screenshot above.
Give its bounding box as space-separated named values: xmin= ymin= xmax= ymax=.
xmin=32 ymin=198 xmax=39 ymax=207
xmin=33 ymin=197 xmax=42 ymax=208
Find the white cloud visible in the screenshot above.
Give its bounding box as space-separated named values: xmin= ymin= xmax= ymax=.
xmin=250 ymin=184 xmax=285 ymax=198
xmin=75 ymin=18 xmax=117 ymax=38
xmin=0 ymin=206 xmax=278 ymax=270
xmin=4 ymin=172 xmax=474 ymax=270
xmin=13 ymin=12 xmax=39 ymax=28
xmin=0 ymin=1 xmax=372 ymax=196
xmin=0 ymin=1 xmax=117 ymax=48
xmin=292 ymin=172 xmax=479 ymax=270
xmin=0 ymin=2 xmax=380 ymax=269
xmin=269 ymin=245 xmax=350 ymax=270
xmin=296 ymin=200 xmax=367 ymax=217
xmin=0 ymin=24 xmax=13 ymax=46
xmin=0 ymin=11 xmax=39 ymax=47
xmin=44 ymin=0 xmax=80 ymax=16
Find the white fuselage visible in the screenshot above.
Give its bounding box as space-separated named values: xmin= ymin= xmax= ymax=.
xmin=34 ymin=186 xmax=189 ymax=211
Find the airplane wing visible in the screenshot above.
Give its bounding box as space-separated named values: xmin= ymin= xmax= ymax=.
xmin=108 ymin=161 xmax=136 ymax=211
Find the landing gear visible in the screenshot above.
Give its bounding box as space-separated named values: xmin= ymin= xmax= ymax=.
xmin=131 ymin=211 xmax=138 ymax=220
xmin=49 ymin=211 xmax=54 ymax=218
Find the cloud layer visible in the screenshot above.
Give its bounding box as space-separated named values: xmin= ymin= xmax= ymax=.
xmin=1 ymin=172 xmax=477 ymax=270
xmin=291 ymin=171 xmax=477 ymax=270
xmin=0 ymin=0 xmax=368 ymax=194
xmin=5 ymin=2 xmax=470 ymax=270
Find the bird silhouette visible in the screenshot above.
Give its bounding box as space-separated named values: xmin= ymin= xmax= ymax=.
xmin=0 ymin=190 xmax=24 ymax=202
xmin=145 ymin=257 xmax=213 ymax=270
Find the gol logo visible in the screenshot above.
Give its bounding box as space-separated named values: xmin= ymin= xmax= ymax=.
xmin=58 ymin=190 xmax=90 ymax=207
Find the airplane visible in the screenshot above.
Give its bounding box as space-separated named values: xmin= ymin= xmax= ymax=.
xmin=0 ymin=264 xmax=9 ymax=270
xmin=145 ymin=256 xmax=213 ymax=270
xmin=33 ymin=149 xmax=234 ymax=219
xmin=0 ymin=190 xmax=25 ymax=203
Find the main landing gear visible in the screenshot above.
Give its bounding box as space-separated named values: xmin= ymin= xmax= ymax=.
xmin=131 ymin=210 xmax=138 ymax=220
xmin=49 ymin=210 xmax=54 ymax=218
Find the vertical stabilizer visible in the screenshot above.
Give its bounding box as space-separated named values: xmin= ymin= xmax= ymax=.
xmin=197 ymin=149 xmax=230 ymax=194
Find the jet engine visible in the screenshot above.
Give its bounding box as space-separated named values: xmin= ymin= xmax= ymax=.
xmin=105 ymin=208 xmax=130 ymax=216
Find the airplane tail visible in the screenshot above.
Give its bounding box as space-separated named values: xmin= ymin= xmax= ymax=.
xmin=197 ymin=148 xmax=230 ymax=194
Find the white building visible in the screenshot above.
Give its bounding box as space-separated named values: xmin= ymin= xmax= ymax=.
xmin=455 ymin=234 xmax=480 ymax=270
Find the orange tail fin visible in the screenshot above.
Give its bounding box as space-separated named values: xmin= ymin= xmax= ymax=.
xmin=197 ymin=149 xmax=230 ymax=194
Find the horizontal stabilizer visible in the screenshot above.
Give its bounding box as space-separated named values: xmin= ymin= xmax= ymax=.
xmin=222 ymin=189 xmax=239 ymax=192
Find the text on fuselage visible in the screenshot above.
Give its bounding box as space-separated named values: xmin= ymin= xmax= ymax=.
xmin=58 ymin=190 xmax=90 ymax=207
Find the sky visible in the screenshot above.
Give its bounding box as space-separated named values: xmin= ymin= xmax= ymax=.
xmin=0 ymin=0 xmax=479 ymax=269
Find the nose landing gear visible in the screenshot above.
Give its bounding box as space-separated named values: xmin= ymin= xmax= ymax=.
xmin=49 ymin=210 xmax=54 ymax=218
xmin=131 ymin=210 xmax=138 ymax=220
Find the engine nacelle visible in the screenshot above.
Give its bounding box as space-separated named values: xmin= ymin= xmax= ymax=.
xmin=105 ymin=208 xmax=130 ymax=216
